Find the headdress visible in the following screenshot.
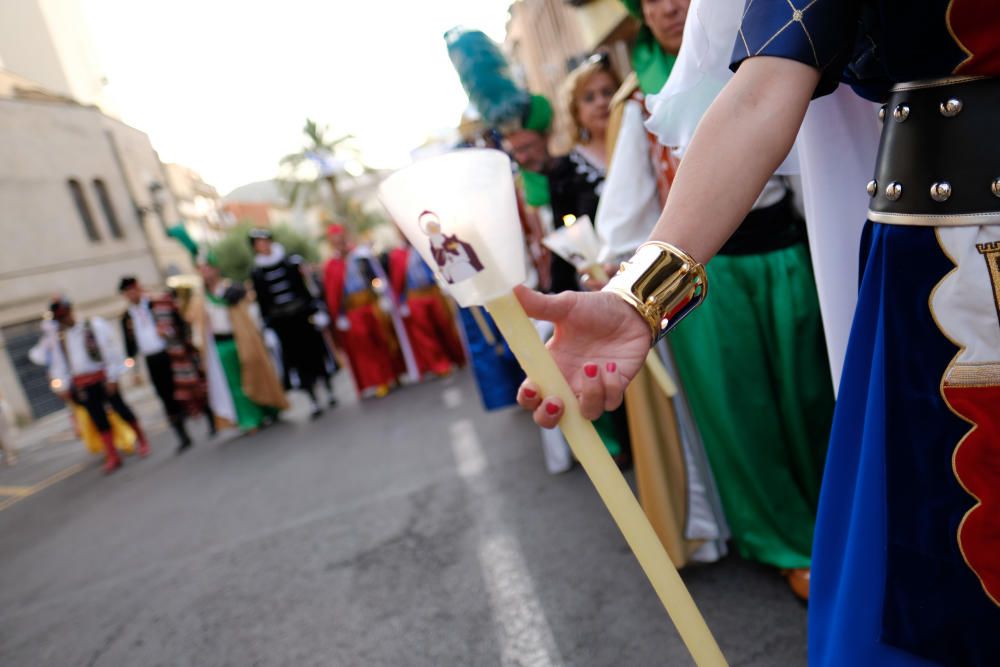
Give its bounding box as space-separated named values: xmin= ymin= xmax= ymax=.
xmin=618 ymin=0 xmax=678 ymax=94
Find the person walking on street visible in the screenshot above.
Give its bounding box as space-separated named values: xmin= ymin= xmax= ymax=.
xmin=31 ymin=297 xmax=150 ymax=473
xmin=119 ymin=276 xmax=215 ymax=453
xmin=249 ymin=229 xmax=331 ymax=418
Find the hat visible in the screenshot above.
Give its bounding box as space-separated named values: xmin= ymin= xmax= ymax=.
xmin=621 ymin=0 xmax=641 ymax=20
xmin=326 ymin=223 xmax=346 ymax=239
xmin=166 ymin=223 xmax=199 ymax=260
xmin=118 ymin=276 xmax=138 ymax=292
xmin=248 ymin=228 xmax=273 ymax=246
xmin=521 ymin=94 xmax=553 ymax=134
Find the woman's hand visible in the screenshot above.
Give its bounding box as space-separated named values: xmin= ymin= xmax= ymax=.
xmin=513 ymin=285 xmax=651 ymax=428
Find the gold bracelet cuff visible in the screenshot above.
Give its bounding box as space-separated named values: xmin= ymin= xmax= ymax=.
xmin=601 ymin=242 xmax=708 ymax=343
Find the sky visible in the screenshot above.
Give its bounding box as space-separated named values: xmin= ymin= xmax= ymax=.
xmin=82 ymin=0 xmax=513 ymax=195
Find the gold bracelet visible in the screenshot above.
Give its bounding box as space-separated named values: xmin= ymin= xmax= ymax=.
xmin=601 ymin=241 xmax=708 ymax=344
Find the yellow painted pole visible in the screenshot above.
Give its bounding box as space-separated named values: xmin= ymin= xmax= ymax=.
xmin=645 ymin=350 xmax=679 ymax=398
xmin=486 ymin=292 xmax=728 ymax=667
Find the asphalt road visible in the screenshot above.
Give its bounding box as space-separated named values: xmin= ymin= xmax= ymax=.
xmin=0 ymin=370 xmax=807 ymax=666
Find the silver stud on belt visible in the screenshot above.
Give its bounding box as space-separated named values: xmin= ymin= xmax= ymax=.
xmin=878 ymin=106 xmax=886 ymax=123
xmin=885 ymin=182 xmax=904 ymax=201
xmin=892 ymin=104 xmax=910 ymax=122
xmin=939 ymin=98 xmax=963 ymax=117
xmin=992 ymin=178 xmax=1000 ymax=198
xmin=867 ymin=180 xmax=878 ymax=197
xmin=930 ymin=181 xmax=952 ymax=202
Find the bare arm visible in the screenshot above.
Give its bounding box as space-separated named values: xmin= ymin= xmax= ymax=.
xmin=650 ymin=57 xmax=820 ymax=263
xmin=517 ymin=56 xmax=823 ymax=427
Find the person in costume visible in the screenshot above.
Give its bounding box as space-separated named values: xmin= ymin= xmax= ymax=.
xmin=249 ymin=228 xmax=331 ymax=419
xmin=388 ymin=235 xmax=466 ymax=379
xmin=542 ymin=53 xmax=622 ymax=294
xmin=324 ymin=224 xmax=417 ymax=398
xmin=119 ymin=276 xmax=214 ymax=453
xmin=591 ymin=0 xmax=834 ymax=599
xmin=187 ymin=252 xmax=288 ymax=434
xmin=30 ymin=297 xmax=150 ymax=473
xmin=518 ymin=0 xmax=1000 ymax=663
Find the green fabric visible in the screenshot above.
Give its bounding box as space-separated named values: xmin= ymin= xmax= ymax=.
xmin=618 ymin=0 xmax=678 ymax=94
xmin=523 ymin=94 xmax=553 ymax=133
xmin=593 ymin=413 xmax=622 ymax=457
xmin=632 ymin=29 xmax=677 ymax=94
xmin=667 ymin=243 xmax=834 ymax=569
xmin=215 ymin=338 xmax=274 ymax=432
xmin=520 ymin=169 xmax=551 ymax=207
xmin=167 ymin=224 xmax=199 ymax=259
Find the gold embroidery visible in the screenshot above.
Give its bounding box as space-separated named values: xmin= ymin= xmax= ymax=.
xmin=976 ymin=242 xmax=1000 ymax=329
xmin=945 ymin=362 xmax=1000 ymax=388
xmin=738 ymin=0 xmax=822 ymax=66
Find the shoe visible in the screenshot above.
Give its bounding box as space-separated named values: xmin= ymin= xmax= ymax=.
xmin=782 ymin=568 xmax=810 ymax=601
xmin=374 ymin=384 xmax=390 ymax=399
xmin=130 ymin=421 xmax=151 ymax=458
xmin=328 ymin=397 xmax=338 ymax=408
xmin=176 ymin=439 xmax=193 ymax=455
xmin=310 ymin=407 xmax=324 ymax=420
xmin=100 ymin=433 xmax=123 ymax=474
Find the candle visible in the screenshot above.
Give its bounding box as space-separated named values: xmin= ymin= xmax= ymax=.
xmin=379 ymin=148 xmax=726 ymax=667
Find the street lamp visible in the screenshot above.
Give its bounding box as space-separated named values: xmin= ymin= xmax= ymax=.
xmin=148 ymin=181 xmax=167 ymax=231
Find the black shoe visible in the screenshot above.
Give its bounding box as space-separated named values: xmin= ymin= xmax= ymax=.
xmin=310 ymin=407 xmax=324 ymax=420
xmin=328 ymin=397 xmax=338 ymax=408
xmin=176 ymin=439 xmax=193 ymax=455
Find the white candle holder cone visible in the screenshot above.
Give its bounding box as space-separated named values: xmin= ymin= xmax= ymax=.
xmin=379 ymin=148 xmax=726 ymax=667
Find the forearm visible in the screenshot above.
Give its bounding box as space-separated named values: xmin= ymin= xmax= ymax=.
xmin=649 ymin=57 xmax=820 ymax=263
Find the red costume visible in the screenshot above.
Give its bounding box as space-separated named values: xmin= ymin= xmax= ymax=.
xmin=324 ymin=228 xmax=404 ymax=396
xmin=388 ymin=245 xmax=465 ymax=377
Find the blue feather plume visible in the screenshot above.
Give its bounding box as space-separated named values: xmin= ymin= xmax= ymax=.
xmin=445 ymin=27 xmax=529 ymax=129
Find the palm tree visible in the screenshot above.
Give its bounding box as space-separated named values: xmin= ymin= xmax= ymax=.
xmin=279 ymin=118 xmax=359 ymax=216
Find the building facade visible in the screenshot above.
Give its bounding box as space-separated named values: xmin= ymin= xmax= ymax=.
xmin=505 ymin=0 xmax=636 ymax=151
xmin=0 ymin=0 xmax=115 ymax=114
xmin=0 ymin=75 xmax=191 ymax=422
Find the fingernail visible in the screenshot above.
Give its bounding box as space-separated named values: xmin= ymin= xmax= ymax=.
xmin=545 ymin=402 xmax=560 ymax=416
xmin=606 ymin=362 xmax=617 ymax=373
xmin=523 ymin=388 xmax=537 ymax=399
xmin=584 ymin=363 xmax=598 ymax=378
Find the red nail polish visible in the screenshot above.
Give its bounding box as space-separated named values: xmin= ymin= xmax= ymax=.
xmin=523 ymin=389 xmax=537 ymax=399
xmin=545 ymin=402 xmax=560 ymax=416
xmin=606 ymin=362 xmax=617 ymax=373
xmin=584 ymin=363 xmax=598 ymax=378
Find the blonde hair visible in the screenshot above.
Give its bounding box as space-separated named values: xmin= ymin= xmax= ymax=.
xmin=559 ymin=56 xmax=621 ymax=147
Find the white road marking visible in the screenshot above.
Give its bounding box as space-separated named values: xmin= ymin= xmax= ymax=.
xmin=442 ymin=387 xmax=463 ymax=409
xmin=449 ymin=420 xmax=561 ymax=667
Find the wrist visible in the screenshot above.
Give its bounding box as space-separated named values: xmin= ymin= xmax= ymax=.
xmin=601 ymin=241 xmax=708 ymax=344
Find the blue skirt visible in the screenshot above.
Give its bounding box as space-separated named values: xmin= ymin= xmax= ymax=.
xmin=810 ymin=222 xmax=999 ymax=666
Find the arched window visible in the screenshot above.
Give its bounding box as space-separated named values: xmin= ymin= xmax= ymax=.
xmin=92 ymin=178 xmax=123 ymax=238
xmin=68 ymin=179 xmax=100 ymax=242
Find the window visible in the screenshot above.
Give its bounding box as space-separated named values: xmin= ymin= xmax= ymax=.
xmin=68 ymin=179 xmax=100 ymax=242
xmin=92 ymin=178 xmax=123 ymax=238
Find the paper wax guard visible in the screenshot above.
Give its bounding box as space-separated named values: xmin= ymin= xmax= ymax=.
xmin=379 ymin=149 xmax=727 ymax=667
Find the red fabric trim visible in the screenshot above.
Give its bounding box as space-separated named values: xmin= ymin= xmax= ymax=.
xmin=946 ymin=383 xmax=1000 ymax=606
xmin=949 ymin=0 xmax=1000 ymax=75
xmin=324 ymin=257 xmax=346 ymax=317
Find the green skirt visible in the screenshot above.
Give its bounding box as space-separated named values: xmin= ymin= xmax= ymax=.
xmin=668 ymin=242 xmax=834 ymax=569
xmin=216 ymin=338 xmax=276 ymax=432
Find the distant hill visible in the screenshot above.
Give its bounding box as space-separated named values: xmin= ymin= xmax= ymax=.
xmin=222 ymin=180 xmax=286 ymax=205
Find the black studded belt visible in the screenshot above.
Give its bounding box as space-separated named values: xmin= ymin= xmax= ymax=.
xmin=868 ymin=75 xmax=1000 ymax=226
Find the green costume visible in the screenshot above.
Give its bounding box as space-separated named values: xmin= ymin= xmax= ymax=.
xmin=668 ymin=246 xmax=833 ymax=568
xmin=206 ymin=292 xmax=278 ymax=432
xmin=616 ymin=0 xmax=834 ymax=569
